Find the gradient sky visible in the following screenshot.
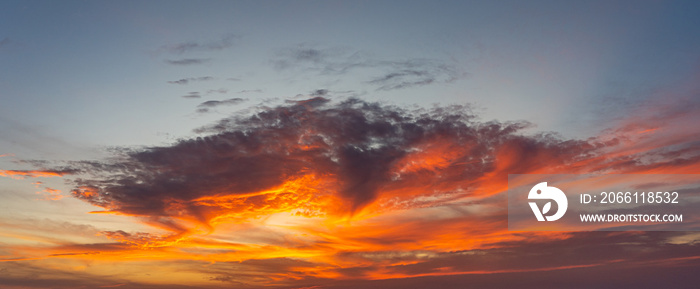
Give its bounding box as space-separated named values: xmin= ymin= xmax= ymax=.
xmin=1 ymin=1 xmax=700 ymax=288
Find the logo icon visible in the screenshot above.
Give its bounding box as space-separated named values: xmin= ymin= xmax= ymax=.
xmin=528 ymin=182 xmax=568 ymax=221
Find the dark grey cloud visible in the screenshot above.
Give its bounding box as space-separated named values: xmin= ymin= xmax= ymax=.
xmin=196 ymin=98 xmax=247 ymax=113
xmin=165 ymin=58 xmax=210 ymax=65
xmin=181 ymin=92 xmax=202 ymax=98
xmin=198 ymin=98 xmax=245 ymax=108
xmin=310 ymin=89 xmax=329 ymax=97
xmin=368 ymin=60 xmax=461 ymax=91
xmin=66 ymin=97 xmax=600 ymax=230
xmin=289 ymin=88 xmax=363 ymax=100
xmin=272 ymin=46 xmax=464 ymax=91
xmin=156 ymin=34 xmax=238 ymax=55
xmin=29 ymin=95 xmax=700 ymax=234
xmin=301 ymin=89 xmax=365 ymax=99
xmin=167 ymin=76 xmax=214 ymax=85
xmin=0 ymin=37 xmax=9 ymax=48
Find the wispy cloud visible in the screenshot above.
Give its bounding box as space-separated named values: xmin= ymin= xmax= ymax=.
xmin=32 ymin=181 xmax=64 ymax=201
xmin=310 ymin=89 xmax=329 ymax=97
xmin=165 ymin=58 xmax=210 ymax=65
xmin=181 ymin=92 xmax=202 ymax=98
xmin=181 ymin=89 xmax=229 ymax=99
xmin=237 ymin=89 xmax=263 ymax=94
xmin=272 ymin=46 xmax=369 ymax=74
xmin=288 ymin=88 xmax=362 ymax=100
xmin=156 ymin=34 xmax=238 ymax=55
xmin=167 ymin=76 xmax=214 ymax=85
xmin=0 ymin=169 xmax=76 ymax=179
xmin=367 ymin=60 xmax=461 ymax=90
xmin=197 ymin=97 xmax=247 ymax=113
xmin=205 ymin=88 xmax=228 ymax=95
xmin=272 ymin=45 xmax=465 ymax=90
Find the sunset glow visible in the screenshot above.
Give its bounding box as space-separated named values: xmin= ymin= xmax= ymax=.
xmin=1 ymin=1 xmax=700 ymax=288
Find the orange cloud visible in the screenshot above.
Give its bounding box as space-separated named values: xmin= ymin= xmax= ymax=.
xmin=0 ymin=169 xmax=73 ymax=179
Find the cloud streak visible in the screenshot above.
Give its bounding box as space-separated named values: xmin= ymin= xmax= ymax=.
xmin=156 ymin=35 xmax=238 ymax=55
xmin=167 ymin=76 xmax=214 ymax=85
xmin=196 ymin=98 xmax=246 ymax=113
xmin=367 ymin=60 xmax=461 ymax=90
xmin=181 ymin=92 xmax=202 ymax=98
xmin=165 ymin=58 xmax=210 ymax=65
xmin=0 ymin=169 xmax=76 ymax=179
xmin=180 ymin=89 xmax=230 ymax=100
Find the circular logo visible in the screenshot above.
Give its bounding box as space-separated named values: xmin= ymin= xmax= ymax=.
xmin=528 ymin=182 xmax=568 ymax=221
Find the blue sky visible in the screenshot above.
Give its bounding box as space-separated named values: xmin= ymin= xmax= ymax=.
xmin=2 ymin=0 xmax=699 ymax=163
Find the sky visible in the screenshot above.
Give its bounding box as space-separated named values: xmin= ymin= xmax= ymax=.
xmin=1 ymin=0 xmax=700 ymax=288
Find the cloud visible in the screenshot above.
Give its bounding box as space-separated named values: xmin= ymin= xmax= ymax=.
xmin=181 ymin=89 xmax=230 ymax=100
xmin=205 ymin=88 xmax=228 ymax=95
xmin=272 ymin=48 xmax=329 ymax=70
xmin=272 ymin=46 xmax=465 ymax=90
xmin=181 ymin=92 xmax=202 ymax=98
xmin=198 ymin=98 xmax=246 ymax=108
xmin=0 ymin=169 xmax=76 ymax=179
xmin=310 ymin=89 xmax=329 ymax=97
xmin=299 ymin=232 xmax=700 ymax=289
xmin=19 ymin=95 xmax=700 ymax=234
xmin=65 ymin=97 xmax=603 ymax=235
xmin=0 ymin=261 xmax=201 ymax=289
xmin=167 ymin=76 xmax=214 ymax=85
xmin=196 ymin=98 xmax=247 ymax=113
xmin=165 ymin=58 xmax=210 ymax=65
xmin=48 ymin=252 xmax=101 ymax=257
xmin=32 ymin=181 xmax=64 ymax=201
xmin=0 ymin=37 xmax=9 ymax=49
xmin=156 ymin=35 xmax=238 ymax=55
xmin=272 ymin=46 xmax=370 ymax=74
xmin=237 ymin=89 xmax=263 ymax=94
xmin=367 ymin=60 xmax=461 ymax=91
xmin=0 ymin=218 xmax=102 ymax=244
